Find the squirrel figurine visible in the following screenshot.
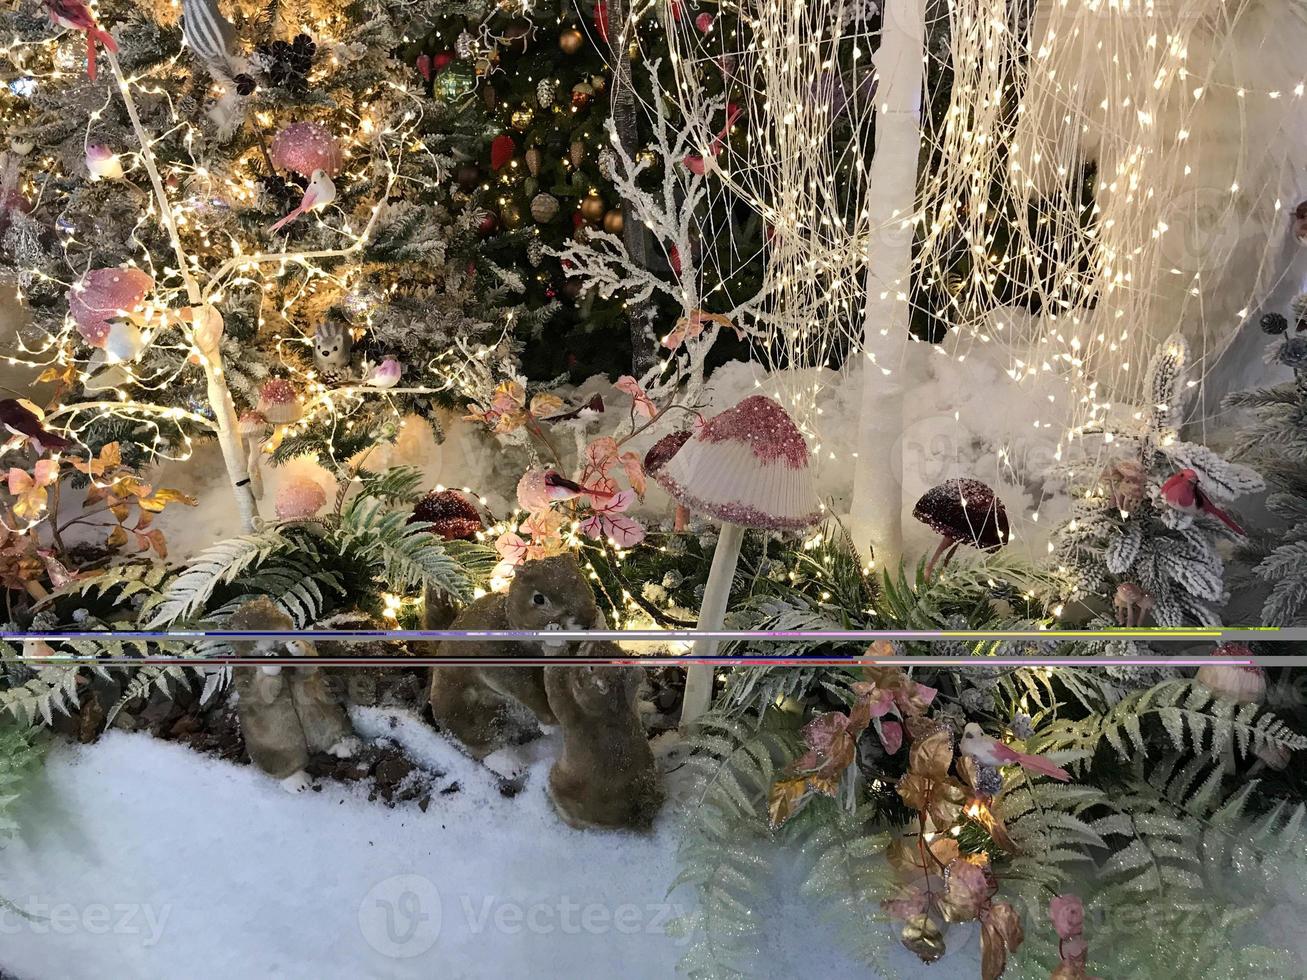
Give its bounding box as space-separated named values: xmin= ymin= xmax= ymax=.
xmin=427 ymin=554 xmax=600 ymax=757
xmin=543 ymin=643 xmax=662 ymax=831
xmin=229 ymin=597 xmax=360 ymax=793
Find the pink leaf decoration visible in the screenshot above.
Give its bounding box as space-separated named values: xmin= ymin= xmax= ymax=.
xmin=878 ymin=719 xmax=903 ymax=754
xmin=614 ymin=375 xmax=657 ymax=418
xmin=495 ymin=530 xmax=529 ymax=566
xmin=620 ymin=451 xmax=647 ymax=498
xmin=801 ymin=711 xmax=851 ymax=753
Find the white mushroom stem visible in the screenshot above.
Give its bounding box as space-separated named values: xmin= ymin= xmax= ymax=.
xmin=245 ymin=435 xmax=265 ymax=499
xmin=681 ymin=521 xmax=745 ymax=728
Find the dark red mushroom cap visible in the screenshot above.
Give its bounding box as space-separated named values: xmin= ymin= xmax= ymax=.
xmin=643 ymin=429 xmax=692 ymax=475
xmin=410 ymin=489 xmax=484 ymax=541
xmin=912 ymin=478 xmax=1009 ymax=550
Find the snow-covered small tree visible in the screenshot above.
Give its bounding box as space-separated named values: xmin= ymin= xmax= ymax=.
xmin=1054 ymin=335 xmax=1263 ymax=626
xmin=1223 ymin=309 xmax=1307 ymax=625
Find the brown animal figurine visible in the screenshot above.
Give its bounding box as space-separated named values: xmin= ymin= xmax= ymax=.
xmin=229 ymin=597 xmax=360 ymax=793
xmin=428 ymin=554 xmax=600 ymax=757
xmin=543 ymin=643 xmax=662 ymax=831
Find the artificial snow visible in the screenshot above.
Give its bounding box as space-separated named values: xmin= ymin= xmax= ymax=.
xmin=0 ymin=708 xmax=985 ymax=980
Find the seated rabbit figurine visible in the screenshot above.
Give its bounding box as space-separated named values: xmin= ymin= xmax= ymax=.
xmin=229 ymin=597 xmax=359 ymax=793
xmin=428 ymin=554 xmax=600 ymax=756
xmin=543 ymin=643 xmax=662 ymax=831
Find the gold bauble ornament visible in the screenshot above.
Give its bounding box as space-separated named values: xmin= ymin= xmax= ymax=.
xmin=530 ymin=193 xmax=559 ymax=223
xmin=579 ymin=192 xmax=605 ymax=223
xmin=524 ymin=146 xmax=542 ymax=177
xmin=511 ymin=106 xmax=535 ymax=131
xmin=500 ymin=202 xmax=524 ymax=230
xmin=590 ymin=74 xmax=607 ymax=94
xmin=635 ymin=149 xmax=658 ymax=169
xmin=558 ymin=28 xmax=584 ymax=55
xmin=602 ymin=208 xmax=624 ymax=234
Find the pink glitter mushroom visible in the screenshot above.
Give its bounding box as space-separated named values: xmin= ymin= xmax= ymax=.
xmin=68 ymin=266 xmax=154 ymax=348
xmin=912 ymin=477 xmax=1009 ymax=578
xmin=652 ymin=395 xmax=820 ymax=726
xmin=1196 ymin=642 xmax=1265 ymax=704
xmin=270 ymin=122 xmax=343 ymax=178
xmin=644 ymin=429 xmax=692 ymax=531
xmin=256 ymin=379 xmax=304 ymax=425
xmin=274 ymin=475 xmax=328 ymax=521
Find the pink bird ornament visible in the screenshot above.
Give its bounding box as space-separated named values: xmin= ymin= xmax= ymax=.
xmin=85 ymin=143 xmax=123 ymax=180
xmin=45 ymin=0 xmax=117 ymax=81
xmin=682 ymin=103 xmax=742 ymax=174
xmin=516 ymin=468 xmax=615 ymax=512
xmin=363 ymin=356 xmax=401 ymax=388
xmin=959 ymin=723 xmax=1070 ymax=782
xmin=1159 ymin=467 xmax=1244 ymax=535
xmin=268 ymin=169 xmax=335 ymax=234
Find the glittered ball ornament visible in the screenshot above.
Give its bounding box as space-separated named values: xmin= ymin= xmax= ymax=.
xmin=579 ymin=192 xmax=606 ymax=223
xmin=530 ymin=193 xmax=559 ymax=223
xmin=270 ymin=122 xmax=343 ymax=179
xmin=571 ymin=81 xmax=595 ymax=109
xmin=275 ymin=476 xmax=328 ymax=521
xmin=256 ymin=379 xmax=305 ymax=425
xmin=409 ymin=489 xmax=484 ymax=541
xmin=69 ymin=267 xmax=154 ymax=347
xmin=602 ymin=208 xmax=624 ymax=234
xmin=558 ymin=28 xmax=585 ymax=55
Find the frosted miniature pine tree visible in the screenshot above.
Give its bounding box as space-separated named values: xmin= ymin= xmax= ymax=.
xmin=1054 ymin=335 xmax=1263 ymax=626
xmin=1223 ymin=307 xmax=1307 ymax=625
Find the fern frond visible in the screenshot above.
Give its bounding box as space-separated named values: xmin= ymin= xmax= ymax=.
xmin=145 ymin=530 xmax=291 ymax=626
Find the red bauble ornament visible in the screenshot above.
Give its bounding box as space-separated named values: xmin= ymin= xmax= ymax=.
xmin=433 ymin=51 xmax=455 ymax=72
xmin=477 ymin=212 xmax=500 ymax=237
xmin=695 ymin=12 xmax=714 ymax=32
xmin=490 ymin=134 xmax=516 ymax=171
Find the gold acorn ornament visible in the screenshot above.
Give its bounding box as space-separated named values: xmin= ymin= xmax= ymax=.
xmin=579 ymin=192 xmax=606 ymax=223
xmin=569 ymin=140 xmax=585 ymax=169
xmin=558 ymin=28 xmax=584 ymax=55
xmin=571 ymin=81 xmax=594 ymax=109
xmin=511 ymin=106 xmax=535 ymax=131
xmin=602 ymin=208 xmax=624 ymax=234
xmin=524 ymin=146 xmax=542 ymax=176
xmin=530 ymin=193 xmax=559 ymax=223
xmin=901 ymin=913 xmax=946 ymax=963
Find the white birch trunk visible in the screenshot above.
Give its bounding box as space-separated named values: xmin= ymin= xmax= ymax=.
xmin=848 ymin=0 xmax=926 ymax=571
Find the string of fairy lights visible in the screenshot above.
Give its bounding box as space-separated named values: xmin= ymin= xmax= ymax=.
xmin=0 ymin=5 xmax=452 ymax=528
xmin=648 ymin=0 xmax=1307 ymax=561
